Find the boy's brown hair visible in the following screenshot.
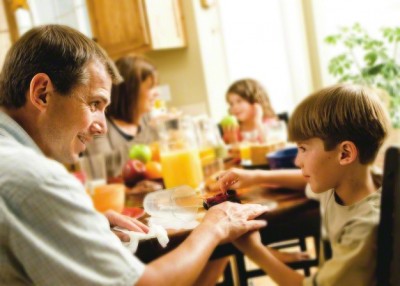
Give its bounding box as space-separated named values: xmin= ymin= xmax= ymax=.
xmin=288 ymin=84 xmax=389 ymax=164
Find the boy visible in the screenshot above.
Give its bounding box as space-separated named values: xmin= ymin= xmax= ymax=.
xmin=218 ymin=84 xmax=389 ymax=285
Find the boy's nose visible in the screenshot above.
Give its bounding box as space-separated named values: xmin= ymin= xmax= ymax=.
xmin=294 ymin=154 xmax=302 ymax=168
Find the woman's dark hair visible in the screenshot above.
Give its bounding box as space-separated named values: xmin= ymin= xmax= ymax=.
xmin=107 ymin=55 xmax=157 ymax=124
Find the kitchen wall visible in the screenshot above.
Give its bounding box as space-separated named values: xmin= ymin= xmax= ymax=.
xmin=146 ymin=0 xmax=229 ymax=121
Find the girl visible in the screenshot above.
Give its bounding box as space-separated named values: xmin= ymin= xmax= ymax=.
xmin=223 ymin=79 xmax=277 ymax=144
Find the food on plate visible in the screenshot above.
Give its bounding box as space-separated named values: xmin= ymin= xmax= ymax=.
xmin=203 ymin=189 xmax=241 ymax=210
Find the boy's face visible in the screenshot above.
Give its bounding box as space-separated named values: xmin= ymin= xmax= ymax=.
xmin=295 ymin=138 xmax=342 ymax=193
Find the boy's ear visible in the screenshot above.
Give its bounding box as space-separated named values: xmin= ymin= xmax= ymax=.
xmin=338 ymin=141 xmax=358 ymax=165
xmin=28 ymin=73 xmax=54 ymax=112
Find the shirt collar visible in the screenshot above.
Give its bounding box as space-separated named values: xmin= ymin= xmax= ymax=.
xmin=0 ymin=110 xmax=43 ymax=155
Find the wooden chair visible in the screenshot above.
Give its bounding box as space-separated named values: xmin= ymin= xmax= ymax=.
xmin=377 ymin=146 xmax=400 ymax=286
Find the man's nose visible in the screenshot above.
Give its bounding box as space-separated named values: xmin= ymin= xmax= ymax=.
xmin=90 ymin=115 xmax=107 ymax=135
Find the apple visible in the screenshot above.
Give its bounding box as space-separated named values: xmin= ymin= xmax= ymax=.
xmin=220 ymin=115 xmax=239 ymax=128
xmin=122 ymin=159 xmax=146 ymax=187
xmin=129 ymin=144 xmax=152 ymax=163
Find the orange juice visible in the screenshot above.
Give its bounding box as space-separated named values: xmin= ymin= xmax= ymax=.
xmin=88 ymin=184 xmax=125 ymax=213
xmin=199 ymin=147 xmax=216 ymax=166
xmin=161 ymin=149 xmax=204 ymax=189
xmin=239 ymin=144 xmax=251 ymax=161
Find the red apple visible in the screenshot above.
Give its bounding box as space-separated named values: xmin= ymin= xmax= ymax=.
xmin=122 ymin=159 xmax=146 ymax=187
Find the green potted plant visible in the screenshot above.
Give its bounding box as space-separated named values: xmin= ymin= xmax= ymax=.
xmin=325 ymin=23 xmax=400 ymax=127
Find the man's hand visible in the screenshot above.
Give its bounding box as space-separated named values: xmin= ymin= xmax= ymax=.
xmin=104 ymin=210 xmax=149 ymax=242
xmin=217 ymin=168 xmax=257 ymax=192
xmin=202 ymin=202 xmax=268 ymax=244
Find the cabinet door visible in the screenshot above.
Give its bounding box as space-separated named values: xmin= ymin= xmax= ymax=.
xmin=86 ymin=0 xmax=151 ymax=59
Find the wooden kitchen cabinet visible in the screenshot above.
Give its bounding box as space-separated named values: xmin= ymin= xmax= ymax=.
xmin=86 ymin=0 xmax=186 ymax=59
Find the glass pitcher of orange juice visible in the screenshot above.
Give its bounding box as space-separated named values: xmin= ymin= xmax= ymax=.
xmin=158 ymin=117 xmax=204 ymax=189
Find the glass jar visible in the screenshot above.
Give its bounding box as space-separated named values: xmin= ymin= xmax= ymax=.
xmin=158 ymin=117 xmax=204 ymax=189
xmin=195 ymin=116 xmax=227 ymax=178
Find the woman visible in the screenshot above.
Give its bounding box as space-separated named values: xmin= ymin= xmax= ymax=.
xmin=82 ymin=55 xmax=161 ymax=193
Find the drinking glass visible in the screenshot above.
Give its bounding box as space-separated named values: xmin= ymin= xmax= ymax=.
xmin=265 ymin=120 xmax=288 ymax=143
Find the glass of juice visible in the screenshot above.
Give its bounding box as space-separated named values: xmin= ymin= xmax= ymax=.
xmin=161 ymin=148 xmax=204 ymax=189
xmin=158 ymin=117 xmax=204 ymax=189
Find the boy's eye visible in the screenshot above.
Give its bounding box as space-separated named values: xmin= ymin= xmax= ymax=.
xmin=298 ymin=146 xmax=306 ymax=152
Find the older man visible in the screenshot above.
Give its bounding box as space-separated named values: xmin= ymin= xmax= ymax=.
xmin=0 ymin=25 xmax=268 ymax=285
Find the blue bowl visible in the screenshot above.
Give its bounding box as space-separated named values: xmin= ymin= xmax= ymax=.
xmin=266 ymin=146 xmax=298 ymax=169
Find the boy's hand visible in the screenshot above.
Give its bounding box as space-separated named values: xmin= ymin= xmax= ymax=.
xmin=218 ymin=168 xmax=256 ymax=192
xmin=201 ymin=202 xmax=268 ymax=244
xmin=233 ymin=230 xmax=263 ymax=253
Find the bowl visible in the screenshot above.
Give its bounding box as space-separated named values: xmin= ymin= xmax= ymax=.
xmin=266 ymin=146 xmax=298 ymax=169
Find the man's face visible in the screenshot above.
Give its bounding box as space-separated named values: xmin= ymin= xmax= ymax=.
xmin=43 ymin=60 xmax=112 ymax=164
xmin=295 ymin=138 xmax=342 ymax=193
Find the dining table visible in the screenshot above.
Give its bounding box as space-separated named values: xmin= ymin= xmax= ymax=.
xmin=127 ymin=183 xmax=321 ymax=285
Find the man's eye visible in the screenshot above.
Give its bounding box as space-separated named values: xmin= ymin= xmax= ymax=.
xmin=298 ymin=146 xmax=306 ymax=152
xmin=90 ymin=101 xmax=100 ymax=111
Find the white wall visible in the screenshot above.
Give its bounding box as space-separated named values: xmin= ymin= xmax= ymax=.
xmin=218 ymin=0 xmax=313 ymax=114
xmin=312 ymin=0 xmax=400 ymax=86
xmin=146 ymin=0 xmax=230 ymax=122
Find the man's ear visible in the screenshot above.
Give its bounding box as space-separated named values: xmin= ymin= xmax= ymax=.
xmin=338 ymin=141 xmax=358 ymax=165
xmin=28 ymin=73 xmax=54 ymax=112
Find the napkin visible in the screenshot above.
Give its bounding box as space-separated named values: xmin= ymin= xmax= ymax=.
xmin=113 ymin=223 xmax=169 ymax=253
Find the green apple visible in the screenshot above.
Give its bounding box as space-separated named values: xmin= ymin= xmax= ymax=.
xmin=129 ymin=144 xmax=152 ymax=163
xmin=220 ymin=115 xmax=239 ymax=128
